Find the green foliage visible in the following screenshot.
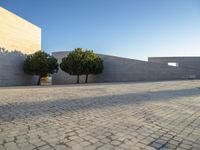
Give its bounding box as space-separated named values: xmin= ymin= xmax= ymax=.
xmin=60 ymin=48 xmax=85 ymax=83
xmin=60 ymin=48 xmax=103 ymax=83
xmin=82 ymin=50 xmax=97 ymax=75
xmin=82 ymin=50 xmax=103 ymax=83
xmin=60 ymin=48 xmax=85 ymax=75
xmin=93 ymin=57 xmax=103 ymax=74
xmin=23 ymin=51 xmax=59 ymax=85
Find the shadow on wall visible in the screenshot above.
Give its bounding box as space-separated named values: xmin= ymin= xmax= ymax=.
xmin=0 ymin=47 xmax=26 ymax=57
xmin=0 ymin=47 xmax=38 ymax=86
xmin=0 ymin=87 xmax=199 ymax=122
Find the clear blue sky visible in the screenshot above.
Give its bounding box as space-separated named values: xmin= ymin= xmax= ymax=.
xmin=1 ymin=0 xmax=200 ymax=60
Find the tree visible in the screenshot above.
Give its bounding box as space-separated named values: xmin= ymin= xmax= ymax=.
xmin=60 ymin=48 xmax=104 ymax=84
xmin=60 ymin=48 xmax=84 ymax=83
xmin=83 ymin=50 xmax=103 ymax=83
xmin=23 ymin=51 xmax=59 ymax=85
xmin=93 ymin=56 xmax=104 ymax=74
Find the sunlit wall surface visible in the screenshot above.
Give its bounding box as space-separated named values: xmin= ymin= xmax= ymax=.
xmin=0 ymin=7 xmax=41 ymax=54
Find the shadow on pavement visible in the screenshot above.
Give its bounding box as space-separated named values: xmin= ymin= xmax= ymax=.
xmin=0 ymin=88 xmax=200 ymax=122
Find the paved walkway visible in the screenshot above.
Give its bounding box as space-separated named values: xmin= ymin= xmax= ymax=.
xmin=0 ymin=80 xmax=200 ymax=150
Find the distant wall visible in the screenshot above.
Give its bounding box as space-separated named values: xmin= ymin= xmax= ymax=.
xmin=0 ymin=7 xmax=41 ymax=54
xmin=148 ymin=57 xmax=200 ymax=79
xmin=0 ymin=50 xmax=38 ymax=86
xmin=52 ymin=51 xmax=200 ymax=85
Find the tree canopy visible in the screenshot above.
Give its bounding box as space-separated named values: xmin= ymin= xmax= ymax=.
xmin=23 ymin=51 xmax=59 ymax=85
xmin=60 ymin=48 xmax=84 ymax=83
xmin=60 ymin=48 xmax=103 ymax=83
xmin=82 ymin=50 xmax=103 ymax=83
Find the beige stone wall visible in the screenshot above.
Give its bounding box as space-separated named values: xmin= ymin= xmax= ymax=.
xmin=0 ymin=7 xmax=41 ymax=54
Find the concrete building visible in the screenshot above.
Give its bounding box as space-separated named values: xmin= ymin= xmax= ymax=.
xmin=0 ymin=7 xmax=200 ymax=86
xmin=52 ymin=51 xmax=200 ymax=85
xmin=0 ymin=7 xmax=41 ymax=54
xmin=0 ymin=7 xmax=41 ymax=86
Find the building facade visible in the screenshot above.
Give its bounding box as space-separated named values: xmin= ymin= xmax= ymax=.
xmin=0 ymin=7 xmax=200 ymax=86
xmin=0 ymin=7 xmax=41 ymax=86
xmin=0 ymin=7 xmax=41 ymax=54
xmin=52 ymin=51 xmax=200 ymax=85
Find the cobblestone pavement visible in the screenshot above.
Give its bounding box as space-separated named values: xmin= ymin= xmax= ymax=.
xmin=1 ymin=80 xmax=200 ymax=150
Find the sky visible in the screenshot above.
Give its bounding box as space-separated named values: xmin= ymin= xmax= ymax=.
xmin=1 ymin=0 xmax=200 ymax=60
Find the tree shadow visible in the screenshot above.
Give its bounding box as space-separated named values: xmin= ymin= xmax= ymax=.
xmin=0 ymin=47 xmax=38 ymax=86
xmin=0 ymin=47 xmax=27 ymax=56
xmin=0 ymin=87 xmax=200 ymax=122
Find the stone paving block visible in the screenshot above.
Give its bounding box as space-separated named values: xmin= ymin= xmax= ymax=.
xmin=0 ymin=81 xmax=200 ymax=150
xmin=150 ymin=142 xmax=163 ymax=149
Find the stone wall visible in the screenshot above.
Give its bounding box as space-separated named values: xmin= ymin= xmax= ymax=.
xmin=52 ymin=51 xmax=200 ymax=85
xmin=0 ymin=49 xmax=38 ymax=86
xmin=148 ymin=57 xmax=200 ymax=78
xmin=0 ymin=7 xmax=41 ymax=54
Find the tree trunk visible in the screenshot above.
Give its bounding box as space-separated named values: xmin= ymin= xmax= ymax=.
xmin=77 ymin=75 xmax=80 ymax=83
xmin=37 ymin=76 xmax=41 ymax=85
xmin=85 ymin=74 xmax=88 ymax=83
